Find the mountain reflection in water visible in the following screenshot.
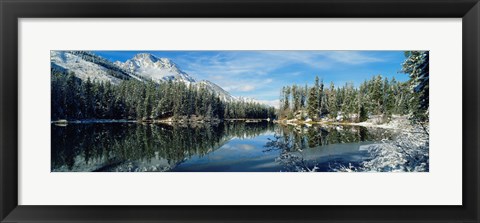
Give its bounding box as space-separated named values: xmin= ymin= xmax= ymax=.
xmin=51 ymin=121 xmax=393 ymax=172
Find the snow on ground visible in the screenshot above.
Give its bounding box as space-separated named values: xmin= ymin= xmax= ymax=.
xmin=51 ymin=51 xmax=123 ymax=84
xmin=332 ymin=124 xmax=429 ymax=172
xmin=343 ymin=115 xmax=411 ymax=130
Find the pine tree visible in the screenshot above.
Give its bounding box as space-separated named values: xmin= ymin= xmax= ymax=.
xmin=282 ymin=86 xmax=291 ymax=118
xmin=383 ymin=77 xmax=395 ymax=119
xmin=327 ymin=82 xmax=337 ymax=118
xmin=52 ymin=71 xmax=277 ymax=122
xmin=359 ymin=105 xmax=368 ymax=122
xmin=371 ymin=75 xmax=384 ymax=115
xmin=301 ymin=84 xmax=307 ymax=109
xmin=83 ymin=77 xmax=94 ymax=118
xmin=292 ymin=85 xmax=301 ymax=112
xmin=307 ymin=77 xmax=319 ymax=120
xmin=402 ymin=51 xmax=429 ymax=123
xmin=279 ymin=73 xmax=412 ymax=123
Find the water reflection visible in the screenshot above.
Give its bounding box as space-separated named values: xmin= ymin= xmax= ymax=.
xmin=51 ymin=122 xmax=392 ymax=172
xmin=264 ymin=125 xmax=390 ymax=171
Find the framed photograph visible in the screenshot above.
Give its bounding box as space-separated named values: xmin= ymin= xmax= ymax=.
xmin=1 ymin=0 xmax=479 ymax=222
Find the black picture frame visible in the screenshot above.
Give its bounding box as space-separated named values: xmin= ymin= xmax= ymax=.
xmin=1 ymin=0 xmax=479 ymax=222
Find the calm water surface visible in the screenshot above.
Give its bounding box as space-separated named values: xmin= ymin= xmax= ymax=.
xmin=51 ymin=121 xmax=393 ymax=172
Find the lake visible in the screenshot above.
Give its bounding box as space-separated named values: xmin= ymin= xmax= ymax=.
xmin=51 ymin=121 xmax=394 ymax=172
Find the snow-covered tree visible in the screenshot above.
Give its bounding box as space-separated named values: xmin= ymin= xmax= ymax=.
xmin=402 ymin=51 xmax=429 ymax=123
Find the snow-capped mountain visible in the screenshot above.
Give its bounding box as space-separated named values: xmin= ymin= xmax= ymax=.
xmin=114 ymin=53 xmax=195 ymax=83
xmin=50 ymin=51 xmax=139 ymax=84
xmin=114 ymin=53 xmax=240 ymax=102
xmin=51 ymin=51 xmax=264 ymax=105
xmin=197 ymin=80 xmax=259 ymax=103
xmin=198 ymin=80 xmax=237 ymax=102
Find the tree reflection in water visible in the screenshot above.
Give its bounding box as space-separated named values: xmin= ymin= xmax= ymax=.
xmin=52 ymin=121 xmax=391 ymax=172
xmin=51 ymin=121 xmax=274 ymax=172
xmin=264 ymin=124 xmax=390 ymax=172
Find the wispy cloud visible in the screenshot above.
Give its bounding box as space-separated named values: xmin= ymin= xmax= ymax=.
xmin=177 ymin=51 xmax=385 ymax=80
xmin=173 ymin=51 xmax=392 ymax=102
xmin=230 ymin=85 xmax=255 ymax=92
xmin=237 ymin=144 xmax=255 ymax=151
xmin=322 ymin=51 xmax=385 ymax=64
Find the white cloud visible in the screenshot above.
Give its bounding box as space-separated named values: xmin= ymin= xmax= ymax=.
xmin=237 ymin=144 xmax=255 ymax=151
xmin=173 ymin=51 xmax=387 ymax=102
xmin=225 ymin=85 xmax=255 ymax=92
xmin=178 ymin=51 xmax=385 ymax=83
xmin=322 ymin=51 xmax=384 ymax=64
xmin=257 ymin=51 xmax=330 ymax=69
xmin=260 ymin=51 xmax=385 ymax=66
xmin=289 ymin=72 xmax=303 ymax=76
xmin=238 ymin=85 xmax=255 ymax=92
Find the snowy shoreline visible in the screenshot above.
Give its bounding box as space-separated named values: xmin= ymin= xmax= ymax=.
xmin=51 ymin=118 xmax=271 ymax=125
xmin=51 ymin=119 xmax=137 ymax=124
xmin=275 ymin=115 xmax=412 ymax=130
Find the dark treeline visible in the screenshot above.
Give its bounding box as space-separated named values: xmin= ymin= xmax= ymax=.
xmin=51 ymin=71 xmax=276 ymax=121
xmin=278 ymin=51 xmax=429 ymax=123
xmin=279 ymin=75 xmax=411 ymax=122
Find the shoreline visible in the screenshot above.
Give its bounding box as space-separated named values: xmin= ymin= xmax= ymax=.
xmin=51 ymin=119 xmax=137 ymax=124
xmin=275 ymin=115 xmax=412 ymax=130
xmin=51 ymin=118 xmax=272 ymax=125
xmin=51 ymin=116 xmax=412 ymax=130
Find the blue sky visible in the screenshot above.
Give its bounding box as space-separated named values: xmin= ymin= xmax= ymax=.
xmin=94 ymin=51 xmax=408 ymax=107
